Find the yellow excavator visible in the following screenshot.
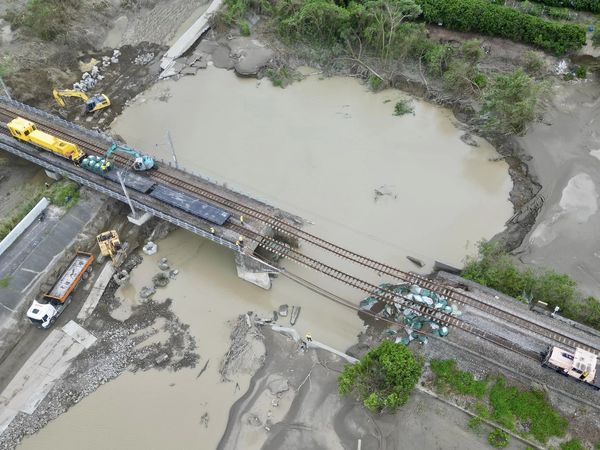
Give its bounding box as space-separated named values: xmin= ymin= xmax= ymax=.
xmin=53 ymin=89 xmax=111 ymax=113
xmin=96 ymin=230 xmax=127 ymax=267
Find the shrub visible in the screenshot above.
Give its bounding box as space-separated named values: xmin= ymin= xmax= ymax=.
xmin=416 ymin=0 xmax=586 ymax=54
xmin=369 ymin=74 xmax=383 ymax=90
xmin=423 ymin=43 xmax=453 ymax=76
xmin=488 ymin=429 xmax=509 ymax=448
xmin=481 ymin=69 xmax=549 ymax=135
xmin=546 ymin=6 xmax=571 ymax=21
xmin=522 ymin=51 xmax=545 ymax=76
xmin=430 ymin=359 xmax=488 ymax=397
xmin=575 ymin=65 xmax=587 ymax=79
xmin=593 ymin=29 xmax=600 ymax=48
xmin=277 ymin=0 xmax=352 ymax=45
xmin=265 ymin=66 xmax=296 ymax=87
xmin=239 ymin=20 xmax=251 ymax=36
xmin=464 ymin=240 xmax=600 ymax=330
xmin=338 ymin=341 xmax=422 ymax=413
xmin=517 ymin=0 xmax=600 ymax=13
xmin=394 ymin=99 xmax=414 ymax=115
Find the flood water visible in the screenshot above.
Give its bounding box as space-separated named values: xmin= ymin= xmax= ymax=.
xmin=18 ymin=67 xmax=513 ymax=449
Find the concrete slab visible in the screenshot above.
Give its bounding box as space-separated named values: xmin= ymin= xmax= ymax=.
xmin=62 ymin=320 xmax=97 ymax=349
xmin=0 ymin=327 xmax=88 ymax=433
xmin=77 ymin=263 xmax=114 ymax=321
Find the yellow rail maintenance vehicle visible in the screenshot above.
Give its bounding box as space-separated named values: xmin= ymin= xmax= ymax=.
xmin=7 ymin=116 xmax=86 ymax=163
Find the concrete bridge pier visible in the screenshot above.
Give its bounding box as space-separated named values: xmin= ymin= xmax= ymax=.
xmin=234 ymin=252 xmax=278 ymax=290
xmin=127 ymin=211 xmax=153 ymax=226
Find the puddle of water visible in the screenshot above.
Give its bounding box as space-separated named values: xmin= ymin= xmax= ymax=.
xmin=18 ymin=68 xmax=513 ymax=450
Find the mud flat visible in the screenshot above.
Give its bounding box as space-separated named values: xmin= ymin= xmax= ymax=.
xmin=517 ymin=81 xmax=600 ymax=298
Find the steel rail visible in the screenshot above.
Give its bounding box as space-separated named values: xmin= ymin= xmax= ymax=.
xmin=2 ymin=102 xmax=598 ymax=356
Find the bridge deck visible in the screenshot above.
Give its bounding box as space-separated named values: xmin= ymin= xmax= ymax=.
xmin=0 ymin=97 xmax=299 ymax=256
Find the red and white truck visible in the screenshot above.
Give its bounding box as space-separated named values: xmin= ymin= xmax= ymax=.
xmin=27 ymin=251 xmax=94 ymax=328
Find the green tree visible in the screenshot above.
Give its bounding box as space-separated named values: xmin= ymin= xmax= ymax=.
xmin=481 ymin=69 xmax=549 ymax=135
xmin=338 ymin=341 xmax=422 ymax=413
xmin=360 ymin=0 xmax=421 ymax=59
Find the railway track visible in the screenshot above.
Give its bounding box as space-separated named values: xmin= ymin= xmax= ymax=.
xmin=2 ymin=103 xmax=599 ymax=357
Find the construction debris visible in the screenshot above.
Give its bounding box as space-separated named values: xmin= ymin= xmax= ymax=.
xmin=360 ymin=282 xmax=461 ymax=345
xmin=143 ymin=241 xmax=157 ymax=255
xmin=278 ymin=304 xmax=289 ymax=317
xmin=158 ymin=258 xmax=170 ymax=271
xmin=139 ymin=286 xmax=156 ymax=299
xmin=113 ymin=269 xmax=130 ymax=286
xmin=152 ymin=272 xmax=170 ymax=288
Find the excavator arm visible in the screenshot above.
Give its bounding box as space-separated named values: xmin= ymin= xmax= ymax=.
xmin=105 ymin=144 xmax=155 ymax=171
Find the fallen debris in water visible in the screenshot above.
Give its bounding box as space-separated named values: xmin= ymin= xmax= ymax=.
xmin=278 ymin=304 xmax=289 ymax=317
xmin=113 ymin=269 xmax=130 ymax=285
xmin=406 ymin=256 xmax=424 ymax=268
xmin=290 ymin=306 xmax=301 ymax=326
xmin=158 ymin=257 xmax=170 ymax=271
xmin=140 ymin=286 xmax=156 ymax=299
xmin=152 ymin=272 xmax=170 ymax=288
xmin=143 ymin=241 xmax=157 ymax=255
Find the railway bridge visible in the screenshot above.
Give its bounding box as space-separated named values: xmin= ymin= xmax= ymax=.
xmin=3 ymin=96 xmax=600 ymax=381
xmin=0 ymin=96 xmax=294 ymax=289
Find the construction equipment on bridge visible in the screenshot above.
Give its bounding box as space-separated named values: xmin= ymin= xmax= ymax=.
xmin=53 ymin=89 xmax=111 ymax=113
xmin=105 ymin=143 xmax=155 ymax=171
xmin=541 ymin=346 xmax=600 ymax=390
xmin=27 ymin=251 xmax=94 ymax=328
xmin=7 ymin=117 xmax=85 ymax=163
xmin=82 ymin=154 xmax=112 ymax=174
xmin=96 ymin=230 xmax=127 ymax=267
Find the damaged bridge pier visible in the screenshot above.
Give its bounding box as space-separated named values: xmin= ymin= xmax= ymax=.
xmin=0 ymin=96 xmax=296 ymax=290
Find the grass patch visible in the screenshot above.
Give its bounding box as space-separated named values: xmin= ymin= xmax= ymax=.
xmin=430 ymin=359 xmax=487 ymax=397
xmin=4 ymin=0 xmax=81 ymax=41
xmin=489 ymin=377 xmax=568 ymax=442
xmin=46 ymin=179 xmax=79 ymax=208
xmin=0 ymin=179 xmax=80 ymax=241
xmin=393 ymin=99 xmax=414 ymax=116
xmin=0 ymin=276 xmax=11 ymax=288
xmin=560 ymin=439 xmax=584 ymax=450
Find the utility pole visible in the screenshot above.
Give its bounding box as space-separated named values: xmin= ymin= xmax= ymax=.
xmin=166 ymin=131 xmax=178 ymax=170
xmin=0 ymin=76 xmax=12 ymax=100
xmin=117 ymin=170 xmax=137 ymax=217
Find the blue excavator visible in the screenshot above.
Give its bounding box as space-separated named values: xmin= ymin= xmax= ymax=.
xmin=105 ymin=143 xmax=155 ymax=171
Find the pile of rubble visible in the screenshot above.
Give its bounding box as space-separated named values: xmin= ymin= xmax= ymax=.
xmin=360 ymin=282 xmax=462 ymax=345
xmin=73 ymin=50 xmax=121 ymax=92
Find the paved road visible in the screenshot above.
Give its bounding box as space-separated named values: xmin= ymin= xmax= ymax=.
xmin=0 ymin=199 xmax=100 ymax=327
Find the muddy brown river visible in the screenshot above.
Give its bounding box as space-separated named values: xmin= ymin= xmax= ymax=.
xmin=18 ymin=67 xmax=512 ymax=449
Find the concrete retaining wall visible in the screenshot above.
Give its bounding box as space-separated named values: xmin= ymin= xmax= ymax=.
xmin=0 ymin=197 xmax=49 ymax=257
xmin=159 ymin=0 xmax=224 ymax=77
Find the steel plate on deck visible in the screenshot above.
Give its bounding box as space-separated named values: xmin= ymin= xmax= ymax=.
xmin=150 ymin=185 xmax=230 ymax=225
xmin=104 ymin=170 xmax=155 ymax=194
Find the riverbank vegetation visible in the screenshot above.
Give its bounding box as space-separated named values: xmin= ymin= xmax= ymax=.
xmin=215 ymin=0 xmax=572 ymax=134
xmin=430 ymin=359 xmax=570 ymax=446
xmin=338 ymin=341 xmax=422 ymax=413
xmin=463 ymin=241 xmax=600 ymax=330
xmin=5 ymin=0 xmax=81 ymax=41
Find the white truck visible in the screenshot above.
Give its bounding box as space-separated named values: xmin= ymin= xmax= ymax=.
xmin=27 ymin=251 xmax=94 ymax=328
